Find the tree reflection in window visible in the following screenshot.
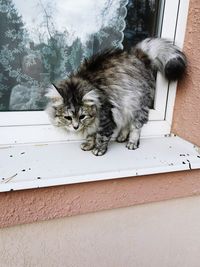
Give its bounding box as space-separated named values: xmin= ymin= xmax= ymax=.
xmin=0 ymin=0 xmax=160 ymax=111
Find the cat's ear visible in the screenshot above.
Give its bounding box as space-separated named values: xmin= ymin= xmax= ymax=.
xmin=83 ymin=89 xmax=99 ymax=107
xmin=45 ymin=84 xmax=63 ymax=105
xmin=52 ymin=83 xmax=65 ymax=99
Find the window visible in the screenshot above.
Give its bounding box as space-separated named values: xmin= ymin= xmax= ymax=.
xmin=0 ymin=0 xmax=190 ymax=144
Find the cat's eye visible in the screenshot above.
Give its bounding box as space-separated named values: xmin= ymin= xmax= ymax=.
xmin=79 ymin=115 xmax=86 ymax=120
xmin=64 ymin=116 xmax=72 ymax=121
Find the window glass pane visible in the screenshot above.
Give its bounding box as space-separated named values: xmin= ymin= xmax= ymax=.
xmin=123 ymin=0 xmax=161 ymax=49
xmin=0 ymin=0 xmax=160 ymax=111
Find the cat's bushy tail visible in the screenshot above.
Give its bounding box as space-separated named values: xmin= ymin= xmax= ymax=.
xmin=135 ymin=38 xmax=187 ymax=80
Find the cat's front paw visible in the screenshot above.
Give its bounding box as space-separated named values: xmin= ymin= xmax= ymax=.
xmin=116 ymin=129 xmax=129 ymax=143
xmin=81 ymin=142 xmax=95 ymax=151
xmin=92 ymin=147 xmax=107 ymax=156
xmin=116 ymin=135 xmax=128 ymax=143
xmin=126 ymin=141 xmax=139 ymax=150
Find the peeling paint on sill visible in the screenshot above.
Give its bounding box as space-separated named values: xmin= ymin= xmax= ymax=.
xmin=0 ymin=136 xmax=200 ymax=192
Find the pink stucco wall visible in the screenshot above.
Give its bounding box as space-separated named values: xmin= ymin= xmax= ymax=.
xmin=0 ymin=0 xmax=200 ymax=228
xmin=1 ymin=170 xmax=200 ymax=228
xmin=172 ymin=0 xmax=200 ymax=146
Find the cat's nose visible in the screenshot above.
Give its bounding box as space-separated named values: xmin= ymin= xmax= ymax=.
xmin=73 ymin=125 xmax=79 ymax=130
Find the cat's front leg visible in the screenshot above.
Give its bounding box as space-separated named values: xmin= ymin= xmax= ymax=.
xmin=92 ymin=134 xmax=111 ymax=156
xmin=91 ymin=101 xmax=116 ymax=156
xmin=126 ymin=125 xmax=141 ymax=150
xmin=116 ymin=127 xmax=129 ymax=143
xmin=81 ymin=135 xmax=96 ymax=151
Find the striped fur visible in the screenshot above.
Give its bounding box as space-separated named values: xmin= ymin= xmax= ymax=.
xmin=46 ymin=38 xmax=187 ymax=156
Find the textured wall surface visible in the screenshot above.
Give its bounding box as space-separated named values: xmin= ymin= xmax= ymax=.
xmin=1 ymin=170 xmax=200 ymax=228
xmin=1 ymin=195 xmax=200 ymax=267
xmin=172 ymin=0 xmax=200 ymax=146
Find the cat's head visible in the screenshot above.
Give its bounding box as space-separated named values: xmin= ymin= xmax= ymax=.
xmin=46 ymin=77 xmax=99 ymax=132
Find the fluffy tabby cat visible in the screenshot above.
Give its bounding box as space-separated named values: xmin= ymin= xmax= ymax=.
xmin=46 ymin=38 xmax=186 ymax=156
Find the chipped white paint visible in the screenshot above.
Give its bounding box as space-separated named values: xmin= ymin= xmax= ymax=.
xmin=0 ymin=136 xmax=200 ymax=192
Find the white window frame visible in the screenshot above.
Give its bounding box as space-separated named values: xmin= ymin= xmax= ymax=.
xmin=0 ymin=0 xmax=190 ymax=145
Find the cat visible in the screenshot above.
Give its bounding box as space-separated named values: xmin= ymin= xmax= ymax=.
xmin=46 ymin=38 xmax=187 ymax=156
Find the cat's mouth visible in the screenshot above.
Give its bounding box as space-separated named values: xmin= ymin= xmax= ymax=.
xmin=72 ymin=127 xmax=80 ymax=131
xmin=64 ymin=125 xmax=83 ymax=132
xmin=72 ymin=125 xmax=79 ymax=131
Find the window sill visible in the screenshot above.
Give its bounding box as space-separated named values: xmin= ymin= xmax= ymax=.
xmin=0 ymin=136 xmax=200 ymax=192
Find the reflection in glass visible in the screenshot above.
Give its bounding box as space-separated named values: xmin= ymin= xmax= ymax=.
xmin=0 ymin=0 xmax=160 ymax=111
xmin=123 ymin=0 xmax=160 ymax=49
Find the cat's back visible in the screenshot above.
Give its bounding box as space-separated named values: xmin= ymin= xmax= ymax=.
xmin=77 ymin=48 xmax=152 ymax=86
xmin=77 ymin=49 xmax=131 ymax=80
